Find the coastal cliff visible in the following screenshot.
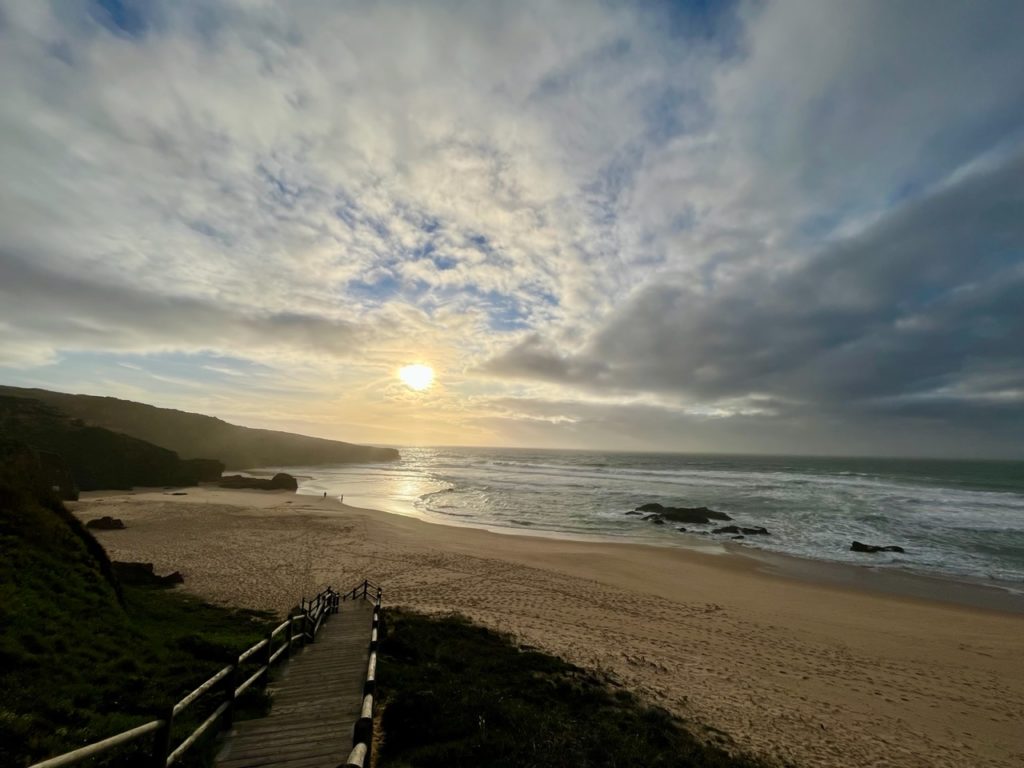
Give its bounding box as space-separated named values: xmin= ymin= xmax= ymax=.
xmin=0 ymin=385 xmax=399 ymax=469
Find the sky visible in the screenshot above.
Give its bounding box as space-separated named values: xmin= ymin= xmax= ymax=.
xmin=1 ymin=0 xmax=1022 ymax=458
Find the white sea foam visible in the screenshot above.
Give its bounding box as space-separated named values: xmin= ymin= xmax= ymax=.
xmin=255 ymin=447 xmax=1024 ymax=586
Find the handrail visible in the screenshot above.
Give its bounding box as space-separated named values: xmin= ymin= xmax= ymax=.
xmin=27 ymin=584 xmax=342 ymax=768
xmin=27 ymin=581 xmax=384 ymax=768
xmin=27 ymin=720 xmax=164 ymax=768
xmin=345 ymin=581 xmax=383 ymax=767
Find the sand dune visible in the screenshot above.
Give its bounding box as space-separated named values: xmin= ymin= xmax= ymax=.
xmin=73 ymin=488 xmax=1024 ymax=768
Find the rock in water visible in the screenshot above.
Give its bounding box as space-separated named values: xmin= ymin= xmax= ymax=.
xmin=850 ymin=541 xmax=905 ymax=554
xmin=634 ymin=503 xmax=732 ymax=524
xmin=741 ymin=526 xmax=770 ymax=536
xmin=712 ymin=525 xmax=742 ymax=534
xmin=636 ymin=503 xmax=665 ymax=512
xmin=86 ymin=516 xmax=125 ymax=530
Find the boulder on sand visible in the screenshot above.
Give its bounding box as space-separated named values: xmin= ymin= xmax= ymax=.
xmin=86 ymin=516 xmax=125 ymax=530
xmin=219 ymin=472 xmax=298 ymax=491
xmin=112 ymin=561 xmax=184 ymax=587
xmin=851 ymin=541 xmax=905 ymax=554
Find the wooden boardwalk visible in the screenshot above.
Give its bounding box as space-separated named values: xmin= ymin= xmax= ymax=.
xmin=215 ymin=599 xmax=375 ymax=768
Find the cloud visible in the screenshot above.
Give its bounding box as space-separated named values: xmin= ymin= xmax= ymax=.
xmin=485 ymin=149 xmax=1024 ymax=429
xmin=0 ymin=250 xmax=365 ymax=366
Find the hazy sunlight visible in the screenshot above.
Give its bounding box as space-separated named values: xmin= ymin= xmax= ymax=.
xmin=398 ymin=364 xmax=435 ymax=391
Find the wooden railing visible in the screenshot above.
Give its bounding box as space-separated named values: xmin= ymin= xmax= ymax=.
xmin=344 ymin=580 xmax=383 ymax=768
xmin=27 ymin=586 xmax=341 ymax=768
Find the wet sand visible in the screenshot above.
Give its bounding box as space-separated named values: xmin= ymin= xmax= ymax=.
xmin=73 ymin=487 xmax=1024 ymax=768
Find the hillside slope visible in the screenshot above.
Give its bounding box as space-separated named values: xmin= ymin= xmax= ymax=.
xmin=0 ymin=386 xmax=399 ymax=469
xmin=0 ymin=445 xmax=271 ymax=766
xmin=0 ymin=397 xmax=223 ymax=491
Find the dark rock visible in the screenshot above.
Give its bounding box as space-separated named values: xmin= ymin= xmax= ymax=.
xmin=677 ymin=526 xmax=687 ymax=532
xmin=712 ymin=525 xmax=742 ymax=534
xmin=624 ymin=510 xmax=644 ymax=516
xmin=741 ymin=526 xmax=770 ymax=536
xmin=181 ymin=457 xmax=226 ymax=482
xmin=86 ymin=516 xmax=125 ymax=530
xmin=219 ymin=472 xmax=298 ymax=492
xmin=636 ymin=503 xmax=665 ymax=512
xmin=635 ymin=503 xmax=732 ymax=524
xmin=650 ymin=517 xmax=665 ymax=525
xmin=850 ymin=541 xmax=905 ymax=554
xmin=111 ymin=561 xmax=184 ymax=587
xmin=731 ymin=535 xmax=745 ymax=540
xmin=642 ymin=513 xmax=662 ymax=521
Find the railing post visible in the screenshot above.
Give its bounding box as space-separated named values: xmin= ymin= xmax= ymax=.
xmin=150 ymin=706 xmax=173 ymax=768
xmin=224 ymin=661 xmax=239 ymax=729
xmin=362 ymin=580 xmax=368 ymax=601
xmin=264 ymin=631 xmax=274 ymax=669
xmin=285 ymin=616 xmax=294 ymax=658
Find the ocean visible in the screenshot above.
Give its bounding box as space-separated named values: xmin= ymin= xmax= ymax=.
xmin=256 ymin=448 xmax=1024 ymax=589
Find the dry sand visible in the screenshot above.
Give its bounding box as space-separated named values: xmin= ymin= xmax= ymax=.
xmin=73 ymin=488 xmax=1024 ymax=768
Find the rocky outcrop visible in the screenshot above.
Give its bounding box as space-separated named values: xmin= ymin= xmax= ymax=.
xmin=633 ymin=503 xmax=732 ymax=524
xmin=181 ymin=458 xmax=227 ymax=482
xmin=111 ymin=561 xmax=184 ymax=587
xmin=219 ymin=472 xmax=299 ymax=491
xmin=0 ymin=395 xmax=225 ymax=490
xmin=850 ymin=541 xmax=905 ymax=554
xmin=85 ymin=516 xmax=125 ymax=530
xmin=712 ymin=525 xmax=770 ymax=536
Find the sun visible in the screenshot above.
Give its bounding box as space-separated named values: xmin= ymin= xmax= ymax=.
xmin=398 ymin=363 xmax=435 ymax=391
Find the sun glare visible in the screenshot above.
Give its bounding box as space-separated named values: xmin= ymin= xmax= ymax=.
xmin=398 ymin=363 xmax=435 ymax=391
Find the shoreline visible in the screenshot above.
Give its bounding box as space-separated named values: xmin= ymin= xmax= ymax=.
xmin=73 ymin=487 xmax=1024 ymax=768
xmin=288 ymin=487 xmax=1024 ymax=615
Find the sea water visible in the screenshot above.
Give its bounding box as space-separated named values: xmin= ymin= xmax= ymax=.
xmin=255 ymin=448 xmax=1024 ymax=588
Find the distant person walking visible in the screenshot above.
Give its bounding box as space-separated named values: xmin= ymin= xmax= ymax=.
xmin=322 ymin=491 xmax=326 ymax=499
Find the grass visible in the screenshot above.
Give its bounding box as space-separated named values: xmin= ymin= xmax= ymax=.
xmin=377 ymin=609 xmax=780 ymax=768
xmin=0 ymin=475 xmax=275 ymax=767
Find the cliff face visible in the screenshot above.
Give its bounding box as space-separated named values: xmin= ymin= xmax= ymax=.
xmin=0 ymin=397 xmax=224 ymax=490
xmin=0 ymin=386 xmax=400 ymax=469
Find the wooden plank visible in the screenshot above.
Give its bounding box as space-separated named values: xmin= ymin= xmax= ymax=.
xmin=215 ymin=599 xmax=374 ymax=768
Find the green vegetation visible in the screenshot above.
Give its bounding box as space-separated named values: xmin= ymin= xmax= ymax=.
xmin=0 ymin=385 xmax=400 ymax=469
xmin=378 ymin=610 xmax=779 ymax=768
xmin=0 ymin=396 xmax=223 ymax=490
xmin=0 ymin=456 xmax=273 ymax=767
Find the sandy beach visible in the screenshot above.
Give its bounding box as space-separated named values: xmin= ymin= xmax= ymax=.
xmin=72 ymin=488 xmax=1024 ymax=768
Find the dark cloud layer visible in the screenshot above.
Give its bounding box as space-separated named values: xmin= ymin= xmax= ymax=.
xmin=486 ymin=150 xmax=1024 ymax=446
